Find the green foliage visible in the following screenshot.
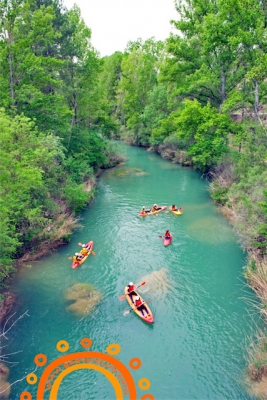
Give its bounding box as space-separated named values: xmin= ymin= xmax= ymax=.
xmin=211 ymin=187 xmax=229 ymax=205
xmin=116 ymin=38 xmax=164 ymax=144
xmin=62 ymin=181 xmax=91 ymax=213
xmin=142 ymin=85 xmax=169 ymax=139
xmin=0 ymin=109 xmax=63 ymax=286
xmin=256 ymin=190 xmax=267 ymax=253
xmin=159 ymin=100 xmax=231 ymax=171
xmin=68 ymin=127 xmax=109 ymax=171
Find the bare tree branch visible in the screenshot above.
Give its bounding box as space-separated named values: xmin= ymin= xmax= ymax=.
xmin=0 ymin=310 xmax=29 ymax=340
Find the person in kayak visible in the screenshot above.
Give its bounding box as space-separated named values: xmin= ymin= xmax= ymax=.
xmin=140 ymin=206 xmax=150 ymax=215
xmin=85 ymin=242 xmax=92 ymax=250
xmin=165 ymin=230 xmax=171 ymax=238
xmin=171 ymin=204 xmax=178 ymax=211
xmin=81 ymin=244 xmax=89 ymax=256
xmin=134 ymin=296 xmax=150 ymax=317
xmin=151 ymin=204 xmax=160 ymax=212
xmin=74 ymin=252 xmax=83 ymax=263
xmin=127 ymin=282 xmax=136 ymax=301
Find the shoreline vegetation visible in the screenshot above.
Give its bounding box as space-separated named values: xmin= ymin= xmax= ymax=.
xmin=1 ymin=0 xmax=267 ymax=394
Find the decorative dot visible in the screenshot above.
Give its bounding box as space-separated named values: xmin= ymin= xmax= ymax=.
xmin=80 ymin=338 xmax=92 ymax=349
xmin=56 ymin=340 xmax=69 ymax=352
xmin=138 ymin=378 xmax=150 ymax=390
xmin=26 ymin=373 xmax=37 ymax=385
xmin=34 ymin=353 xmax=47 ymax=367
xmin=129 ymin=357 xmax=142 ymax=370
xmin=141 ymin=395 xmax=154 ymax=400
xmin=106 ymin=343 xmax=120 ymax=355
xmin=20 ymin=392 xmax=32 ymax=400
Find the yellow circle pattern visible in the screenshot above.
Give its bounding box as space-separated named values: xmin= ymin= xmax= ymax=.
xmin=138 ymin=378 xmax=151 ymax=390
xmin=26 ymin=373 xmax=37 ymax=385
xmin=56 ymin=340 xmax=69 ymax=352
xmin=106 ymin=343 xmax=120 ymax=355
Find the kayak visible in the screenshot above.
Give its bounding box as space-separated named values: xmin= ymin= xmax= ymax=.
xmin=169 ymin=206 xmax=182 ymax=216
xmin=72 ymin=241 xmax=94 ymax=269
xmin=124 ymin=287 xmax=154 ymax=324
xmin=163 ymin=235 xmax=173 ymax=246
xmin=138 ymin=205 xmax=167 ymax=217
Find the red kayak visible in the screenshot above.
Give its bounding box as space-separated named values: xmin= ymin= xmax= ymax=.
xmin=72 ymin=241 xmax=94 ymax=269
xmin=163 ymin=235 xmax=172 ymax=247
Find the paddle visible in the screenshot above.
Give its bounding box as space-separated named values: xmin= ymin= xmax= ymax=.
xmin=68 ymin=255 xmax=83 ymax=261
xmin=123 ymin=300 xmax=151 ymax=316
xmin=159 ymin=234 xmax=172 ymax=238
xmin=119 ymin=282 xmax=146 ymax=301
xmin=78 ymin=242 xmax=96 ymax=256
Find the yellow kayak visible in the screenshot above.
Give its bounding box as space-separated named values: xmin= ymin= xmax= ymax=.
xmin=169 ymin=206 xmax=182 ymax=216
xmin=138 ymin=206 xmax=167 ymax=216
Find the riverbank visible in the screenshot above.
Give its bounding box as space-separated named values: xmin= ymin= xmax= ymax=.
xmin=142 ymin=139 xmax=267 ymax=386
xmin=0 ymin=155 xmax=126 ymax=323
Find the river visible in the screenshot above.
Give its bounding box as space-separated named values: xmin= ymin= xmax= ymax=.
xmin=7 ymin=143 xmax=259 ymax=400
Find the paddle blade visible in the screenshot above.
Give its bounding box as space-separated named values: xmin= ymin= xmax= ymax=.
xmin=78 ymin=242 xmax=83 ymax=246
xmin=140 ymin=281 xmax=146 ymax=287
xmin=123 ymin=310 xmax=131 ymax=316
xmin=92 ymin=251 xmax=96 ymax=256
xmin=158 ymin=236 xmax=162 ymax=238
xmin=179 ymin=207 xmax=183 ymax=210
xmin=119 ymin=294 xmax=125 ymax=301
xmin=68 ymin=257 xmax=73 ymax=260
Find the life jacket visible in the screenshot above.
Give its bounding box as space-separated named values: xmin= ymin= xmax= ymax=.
xmin=128 ymin=285 xmax=134 ymax=292
xmin=81 ymin=248 xmax=88 ymax=255
xmin=135 ymin=298 xmax=142 ymax=307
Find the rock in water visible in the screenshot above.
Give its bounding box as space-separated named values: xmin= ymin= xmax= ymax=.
xmin=137 ymin=268 xmax=170 ymax=298
xmin=65 ymin=283 xmax=102 ymax=316
xmin=0 ymin=362 xmax=10 ymax=399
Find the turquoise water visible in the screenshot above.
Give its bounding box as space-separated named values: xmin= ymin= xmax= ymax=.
xmin=7 ymin=143 xmax=259 ymax=399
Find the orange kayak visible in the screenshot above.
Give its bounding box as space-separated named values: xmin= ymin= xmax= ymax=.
xmin=124 ymin=286 xmax=154 ymax=324
xmin=72 ymin=241 xmax=94 ymax=269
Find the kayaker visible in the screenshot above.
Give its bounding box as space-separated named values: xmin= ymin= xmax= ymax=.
xmin=151 ymin=204 xmax=159 ymax=212
xmin=171 ymin=204 xmax=178 ymax=211
xmin=84 ymin=242 xmax=92 ymax=250
xmin=74 ymin=252 xmax=83 ymax=262
xmin=165 ymin=230 xmax=171 ymax=238
xmin=81 ymin=245 xmax=88 ymax=256
xmin=134 ymin=296 xmax=150 ymax=317
xmin=140 ymin=206 xmax=146 ymax=215
xmin=127 ymin=282 xmax=135 ymax=301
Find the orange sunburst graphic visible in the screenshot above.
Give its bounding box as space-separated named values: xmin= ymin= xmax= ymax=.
xmin=20 ymin=338 xmax=154 ymax=400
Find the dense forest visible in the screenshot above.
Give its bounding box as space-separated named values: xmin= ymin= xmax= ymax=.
xmin=0 ymin=0 xmax=122 ymax=295
xmin=1 ymin=0 xmax=267 ymax=381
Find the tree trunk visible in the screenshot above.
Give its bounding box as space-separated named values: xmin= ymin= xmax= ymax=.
xmin=253 ymin=79 xmax=259 ymax=121
xmin=8 ymin=51 xmax=15 ymax=104
xmin=221 ymin=68 xmax=226 ymax=104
